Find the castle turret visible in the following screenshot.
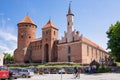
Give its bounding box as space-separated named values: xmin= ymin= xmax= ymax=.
xmin=42 ymin=20 xmax=58 ymax=62
xmin=17 ymin=16 xmax=37 ymax=49
xmin=14 ymin=16 xmax=37 ymax=63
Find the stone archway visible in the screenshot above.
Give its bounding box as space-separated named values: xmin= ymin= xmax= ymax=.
xmin=44 ymin=44 xmax=49 ymax=62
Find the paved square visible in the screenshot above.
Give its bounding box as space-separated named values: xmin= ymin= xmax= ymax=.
xmin=17 ymin=73 xmax=120 ymax=80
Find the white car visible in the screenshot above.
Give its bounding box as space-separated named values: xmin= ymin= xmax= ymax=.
xmin=58 ymin=68 xmax=66 ymax=74
xmin=18 ymin=68 xmax=34 ymax=78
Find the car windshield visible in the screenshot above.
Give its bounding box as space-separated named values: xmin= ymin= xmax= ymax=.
xmin=0 ymin=66 xmax=8 ymax=70
xmin=9 ymin=69 xmax=19 ymax=72
xmin=29 ymin=69 xmax=34 ymax=72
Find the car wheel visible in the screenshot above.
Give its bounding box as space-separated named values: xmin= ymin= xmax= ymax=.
xmin=14 ymin=77 xmax=17 ymax=79
xmin=9 ymin=78 xmax=14 ymax=80
xmin=22 ymin=74 xmax=26 ymax=78
xmin=28 ymin=76 xmax=31 ymax=78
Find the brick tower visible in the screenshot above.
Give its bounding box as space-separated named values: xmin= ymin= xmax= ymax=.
xmin=14 ymin=16 xmax=37 ymax=63
xmin=42 ymin=20 xmax=58 ymax=63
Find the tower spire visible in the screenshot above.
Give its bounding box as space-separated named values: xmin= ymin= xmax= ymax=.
xmin=68 ymin=1 xmax=72 ymax=14
xmin=67 ymin=1 xmax=74 ymax=16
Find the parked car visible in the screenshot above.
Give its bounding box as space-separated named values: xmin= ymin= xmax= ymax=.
xmin=50 ymin=68 xmax=58 ymax=74
xmin=58 ymin=68 xmax=66 ymax=74
xmin=66 ymin=68 xmax=74 ymax=74
xmin=0 ymin=66 xmax=9 ymax=80
xmin=18 ymin=68 xmax=34 ymax=78
xmin=9 ymin=68 xmax=21 ymax=79
xmin=44 ymin=68 xmax=50 ymax=74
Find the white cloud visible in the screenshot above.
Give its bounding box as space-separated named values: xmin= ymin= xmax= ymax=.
xmin=0 ymin=14 xmax=17 ymax=55
xmin=0 ymin=30 xmax=17 ymax=55
xmin=0 ymin=44 xmax=16 ymax=55
xmin=0 ymin=30 xmax=17 ymax=42
xmin=0 ymin=45 xmax=9 ymax=51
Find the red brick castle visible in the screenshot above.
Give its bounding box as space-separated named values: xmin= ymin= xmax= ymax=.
xmin=14 ymin=3 xmax=109 ymax=64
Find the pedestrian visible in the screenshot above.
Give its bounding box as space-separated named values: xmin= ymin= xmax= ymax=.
xmin=74 ymin=67 xmax=80 ymax=79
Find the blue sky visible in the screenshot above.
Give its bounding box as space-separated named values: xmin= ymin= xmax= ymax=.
xmin=0 ymin=0 xmax=120 ymax=54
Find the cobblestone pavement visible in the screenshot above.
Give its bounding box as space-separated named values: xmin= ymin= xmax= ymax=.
xmin=16 ymin=73 xmax=120 ymax=80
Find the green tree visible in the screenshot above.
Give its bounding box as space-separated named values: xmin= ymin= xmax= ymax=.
xmin=3 ymin=53 xmax=14 ymax=64
xmin=106 ymin=21 xmax=120 ymax=61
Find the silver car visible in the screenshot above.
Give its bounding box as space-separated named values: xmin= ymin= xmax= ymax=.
xmin=9 ymin=69 xmax=21 ymax=79
xmin=18 ymin=68 xmax=34 ymax=78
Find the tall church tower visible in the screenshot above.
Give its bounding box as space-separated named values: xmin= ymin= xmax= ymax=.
xmin=14 ymin=16 xmax=37 ymax=63
xmin=66 ymin=2 xmax=75 ymax=42
xmin=67 ymin=2 xmax=74 ymax=33
xmin=42 ymin=20 xmax=58 ymax=63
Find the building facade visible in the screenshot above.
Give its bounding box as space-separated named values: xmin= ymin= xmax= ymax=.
xmin=14 ymin=4 xmax=109 ymax=64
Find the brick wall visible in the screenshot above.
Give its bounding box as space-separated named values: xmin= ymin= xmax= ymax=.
xmin=58 ymin=41 xmax=82 ymax=63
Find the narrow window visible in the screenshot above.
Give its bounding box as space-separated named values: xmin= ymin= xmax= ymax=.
xmin=92 ymin=48 xmax=93 ymax=57
xmin=96 ymin=49 xmax=97 ymax=58
xmin=68 ymin=22 xmax=69 ymax=25
xmin=68 ymin=46 xmax=71 ymax=54
xmin=21 ymin=35 xmax=24 ymax=38
xmin=87 ymin=46 xmax=89 ymax=56
xmin=54 ymin=31 xmax=55 ymax=35
xmin=46 ymin=31 xmax=48 ymax=34
xmin=68 ymin=56 xmax=71 ymax=62
xmin=25 ymin=25 xmax=28 ymax=27
xmin=73 ymin=37 xmax=74 ymax=41
xmin=66 ymin=38 xmax=67 ymax=43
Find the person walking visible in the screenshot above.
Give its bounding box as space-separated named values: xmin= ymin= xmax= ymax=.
xmin=74 ymin=67 xmax=80 ymax=79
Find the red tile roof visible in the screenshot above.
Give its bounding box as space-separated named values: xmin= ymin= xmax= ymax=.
xmin=82 ymin=37 xmax=106 ymax=52
xmin=42 ymin=20 xmax=58 ymax=30
xmin=18 ymin=16 xmax=35 ymax=25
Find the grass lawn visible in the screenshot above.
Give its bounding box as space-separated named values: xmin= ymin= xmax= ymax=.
xmin=8 ymin=62 xmax=86 ymax=68
xmin=116 ymin=62 xmax=120 ymax=66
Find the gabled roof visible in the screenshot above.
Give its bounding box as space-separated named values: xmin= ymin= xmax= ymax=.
xmin=82 ymin=36 xmax=106 ymax=52
xmin=18 ymin=16 xmax=36 ymax=25
xmin=42 ymin=20 xmax=58 ymax=30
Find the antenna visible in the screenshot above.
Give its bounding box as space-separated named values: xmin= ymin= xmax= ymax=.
xmin=69 ymin=1 xmax=72 ymax=6
xmin=70 ymin=1 xmax=72 ymax=4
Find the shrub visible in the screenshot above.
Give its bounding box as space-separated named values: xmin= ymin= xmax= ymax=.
xmin=97 ymin=67 xmax=111 ymax=73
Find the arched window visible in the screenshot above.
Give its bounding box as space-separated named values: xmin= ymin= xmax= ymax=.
xmin=68 ymin=46 xmax=71 ymax=54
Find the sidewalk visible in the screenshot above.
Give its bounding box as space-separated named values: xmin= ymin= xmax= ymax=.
xmin=17 ymin=73 xmax=120 ymax=80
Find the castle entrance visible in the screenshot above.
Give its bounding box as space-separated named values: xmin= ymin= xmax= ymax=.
xmin=44 ymin=44 xmax=49 ymax=62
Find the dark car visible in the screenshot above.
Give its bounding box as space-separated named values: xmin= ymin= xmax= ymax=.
xmin=50 ymin=68 xmax=58 ymax=74
xmin=44 ymin=68 xmax=50 ymax=74
xmin=66 ymin=68 xmax=74 ymax=74
xmin=9 ymin=69 xmax=21 ymax=79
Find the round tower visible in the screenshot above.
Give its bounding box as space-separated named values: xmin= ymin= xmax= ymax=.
xmin=14 ymin=16 xmax=37 ymax=63
xmin=17 ymin=16 xmax=37 ymax=49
